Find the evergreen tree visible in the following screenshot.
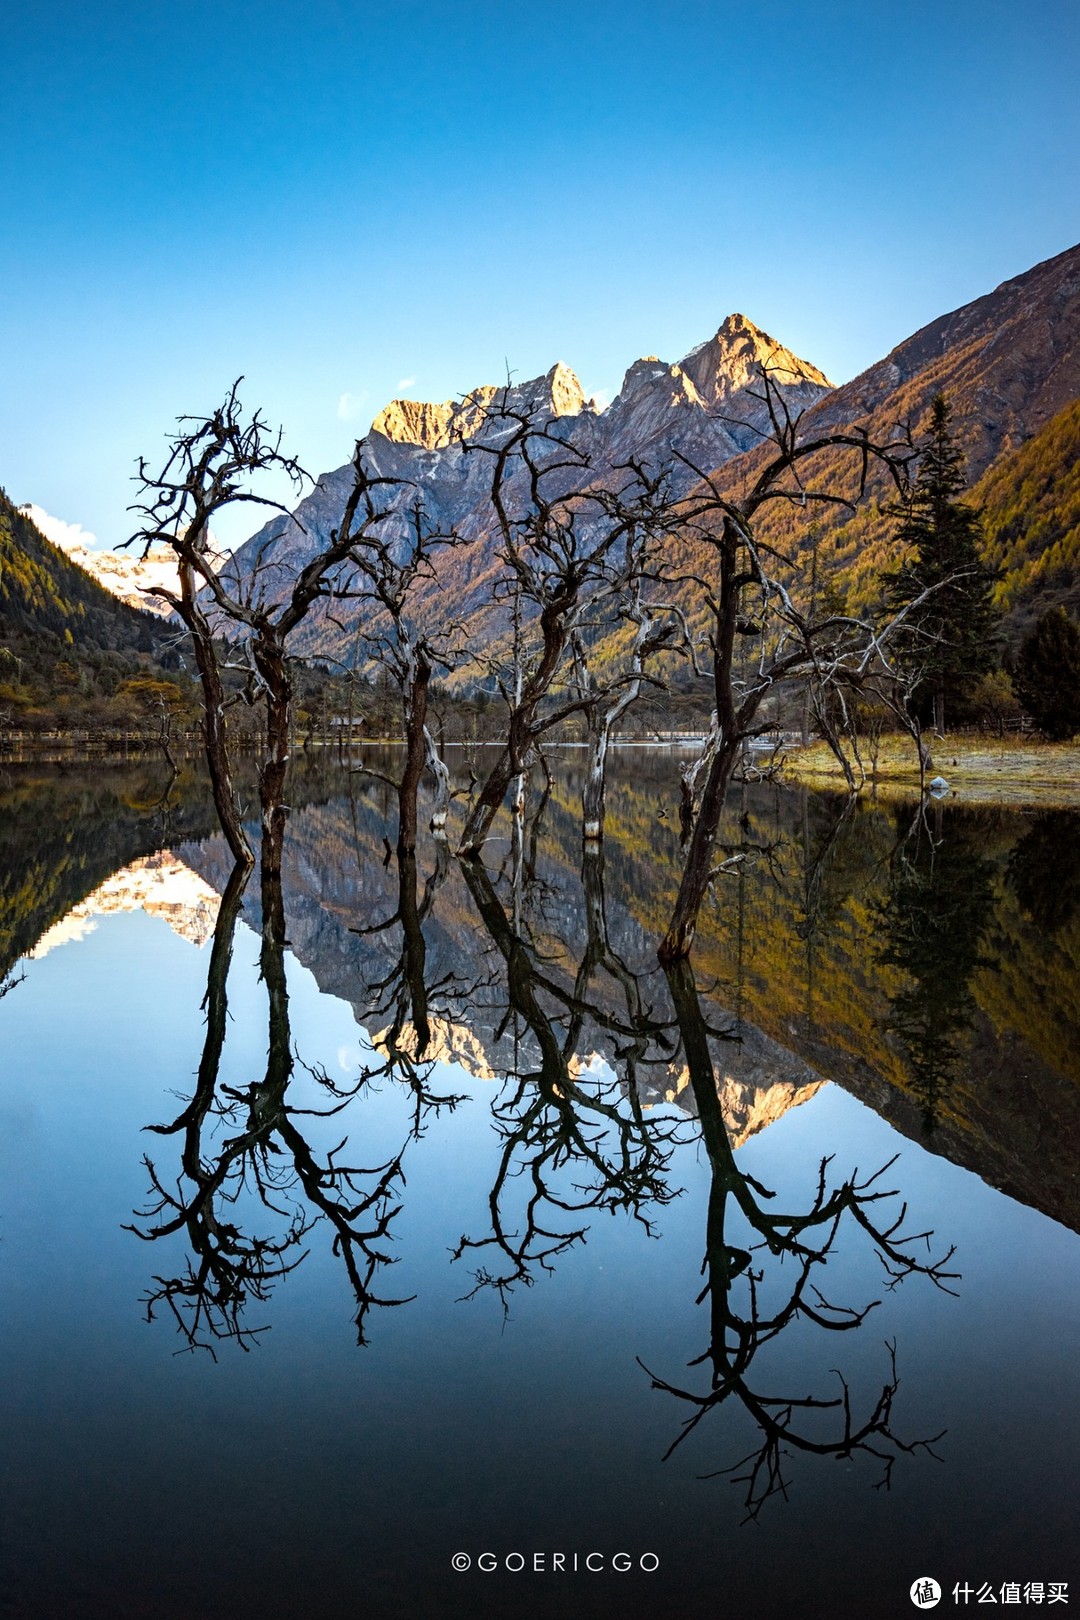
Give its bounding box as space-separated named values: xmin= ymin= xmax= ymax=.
xmin=883 ymin=396 xmax=1000 ymax=733
xmin=1012 ymin=606 xmax=1080 ymax=740
xmin=876 ymin=816 xmax=996 ymax=1133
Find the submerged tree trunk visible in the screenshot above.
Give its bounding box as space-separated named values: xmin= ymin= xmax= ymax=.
xmin=661 ymin=521 xmax=742 ymax=966
xmin=458 ymin=597 xmax=570 ymax=857
xmin=582 ymin=684 xmax=638 ymax=843
xmin=458 ymin=743 xmax=517 ymax=855
xmin=396 ymin=850 xmax=431 ymax=1055
xmin=253 ymin=632 xmax=293 ymax=881
xmin=179 ymin=563 xmax=253 ymax=869
xmin=659 ymin=737 xmax=742 ymax=964
xmin=396 ymin=649 xmax=432 ymax=859
xmin=424 ymin=725 xmax=451 ymax=833
xmin=581 ymin=715 xmax=609 ymax=842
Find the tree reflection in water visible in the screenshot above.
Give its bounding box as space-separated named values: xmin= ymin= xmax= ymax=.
xmin=453 ymin=850 xmax=686 ymax=1306
xmin=876 ymin=809 xmax=997 ymax=1132
xmin=1007 ymin=809 xmax=1080 ymax=936
xmin=128 ymin=848 xmax=464 ymax=1355
xmin=452 ymin=835 xmax=958 ymax=1518
xmin=653 ymin=957 xmax=958 ymax=1519
xmin=127 ymin=798 xmax=959 ymax=1516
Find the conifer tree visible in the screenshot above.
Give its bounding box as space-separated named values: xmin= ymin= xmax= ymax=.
xmin=1013 ymin=606 xmax=1080 ymax=740
xmin=883 ymin=395 xmax=999 ymax=733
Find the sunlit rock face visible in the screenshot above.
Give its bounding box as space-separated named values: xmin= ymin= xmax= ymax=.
xmin=371 ymin=363 xmax=587 ymax=449
xmin=644 ymin=1002 xmax=827 ymax=1147
xmin=371 ymin=1017 xmax=498 ymax=1081
xmin=29 ymin=854 xmax=221 ymax=957
xmin=220 ymin=317 xmax=832 ymax=656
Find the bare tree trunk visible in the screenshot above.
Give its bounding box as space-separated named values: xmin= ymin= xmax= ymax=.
xmin=396 ymin=850 xmax=431 ymax=1055
xmin=397 ymin=650 xmax=432 ymax=859
xmin=581 ymin=677 xmax=639 ymax=842
xmin=458 ymin=744 xmax=515 ymax=855
xmin=425 ymin=725 xmax=451 ymax=833
xmin=458 ymin=597 xmax=569 ymax=856
xmin=254 ymin=633 xmax=292 ymax=880
xmin=157 ymin=700 xmax=179 ymax=779
xmin=581 ymin=712 xmax=608 ymax=842
xmin=661 ymin=522 xmax=742 ymax=965
xmin=679 ymin=712 xmax=719 ymax=845
xmin=659 ymin=737 xmax=742 ymax=964
xmin=813 ymin=692 xmax=860 ymax=792
xmin=179 ymin=571 xmax=253 ymax=869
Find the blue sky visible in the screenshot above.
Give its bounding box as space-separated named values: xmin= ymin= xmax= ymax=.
xmin=2 ymin=0 xmax=1078 ymax=549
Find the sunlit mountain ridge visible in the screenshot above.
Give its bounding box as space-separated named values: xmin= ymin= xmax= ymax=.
xmin=223 ymin=243 xmax=1080 ymax=658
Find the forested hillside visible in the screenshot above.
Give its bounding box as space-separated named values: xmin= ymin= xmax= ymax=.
xmin=0 ymin=490 xmax=164 ymax=646
xmin=976 ymin=398 xmax=1080 ymax=633
xmin=0 ymin=490 xmax=187 ymax=728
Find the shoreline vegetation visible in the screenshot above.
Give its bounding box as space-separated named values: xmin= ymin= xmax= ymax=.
xmin=778 ymin=732 xmax=1080 ymax=805
xmin=4 ymin=728 xmax=1079 ymax=806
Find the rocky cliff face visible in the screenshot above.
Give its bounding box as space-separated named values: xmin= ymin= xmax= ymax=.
xmin=370 ymin=362 xmax=588 ymax=449
xmin=219 ymin=318 xmax=833 ymax=653
xmin=221 ymin=241 xmax=1080 ymax=655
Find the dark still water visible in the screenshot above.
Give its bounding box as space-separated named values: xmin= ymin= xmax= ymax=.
xmin=1 ymin=754 xmax=1079 ymax=1620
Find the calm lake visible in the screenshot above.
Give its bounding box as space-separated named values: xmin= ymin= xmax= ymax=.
xmin=1 ymin=751 xmax=1078 ymax=1619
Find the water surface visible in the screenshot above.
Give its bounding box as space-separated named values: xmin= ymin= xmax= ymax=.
xmin=1 ymin=755 xmax=1078 ymax=1619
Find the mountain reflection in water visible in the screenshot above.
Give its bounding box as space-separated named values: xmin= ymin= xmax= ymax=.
xmin=1 ymin=752 xmax=1079 ymax=1619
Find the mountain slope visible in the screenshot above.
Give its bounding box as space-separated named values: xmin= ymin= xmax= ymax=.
xmin=974 ymin=397 xmax=1080 ymax=632
xmin=720 ymin=242 xmax=1080 ymax=626
xmin=223 ymin=241 xmax=1080 ymax=662
xmin=813 ymin=240 xmax=1080 ymax=470
xmin=0 ymin=490 xmax=165 ymax=651
xmin=0 ymin=490 xmax=185 ymax=723
xmin=221 ymin=318 xmax=833 ymax=656
xmin=16 ymin=502 xmax=206 ymax=618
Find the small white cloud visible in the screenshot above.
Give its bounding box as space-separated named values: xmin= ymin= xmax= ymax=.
xmin=19 ymin=503 xmax=99 ymax=553
xmin=337 ymin=390 xmax=369 ymax=421
xmin=396 ymin=376 xmax=416 ymax=392
xmin=587 ymin=389 xmax=612 ymax=413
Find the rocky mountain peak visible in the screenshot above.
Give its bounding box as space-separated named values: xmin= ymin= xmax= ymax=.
xmin=371 ymin=396 xmax=459 ymax=449
xmin=545 ymin=360 xmax=587 ymax=418
xmin=679 ymin=314 xmax=833 ymax=408
xmin=617 ymin=356 xmax=667 ymax=397
xmin=614 ymin=357 xmax=704 ymax=410
xmin=370 ymin=363 xmax=585 ymax=451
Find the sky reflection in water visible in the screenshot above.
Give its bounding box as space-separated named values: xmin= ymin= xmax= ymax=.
xmin=1 ymin=758 xmax=1078 ymax=1619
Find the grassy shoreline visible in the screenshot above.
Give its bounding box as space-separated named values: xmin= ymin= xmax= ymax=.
xmin=781 ymin=734 xmax=1080 ymax=806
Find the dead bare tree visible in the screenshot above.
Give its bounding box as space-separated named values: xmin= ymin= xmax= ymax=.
xmin=129 ymin=382 xmax=309 ymax=866
xmin=645 ymin=957 xmax=958 ymax=1518
xmin=455 ymin=403 xmax=675 ymax=857
xmin=132 ymin=389 xmax=435 ymax=877
xmin=656 ymin=369 xmax=926 ymax=963
xmin=342 ymin=500 xmax=462 ymax=855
